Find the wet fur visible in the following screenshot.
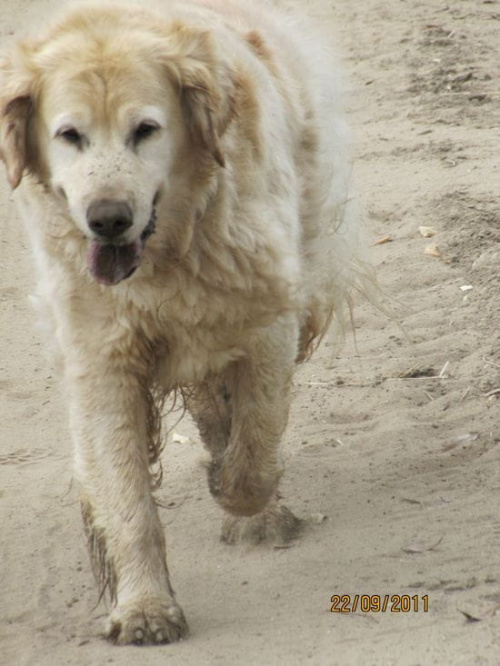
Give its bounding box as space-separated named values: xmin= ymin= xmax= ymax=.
xmin=0 ymin=0 xmax=374 ymax=646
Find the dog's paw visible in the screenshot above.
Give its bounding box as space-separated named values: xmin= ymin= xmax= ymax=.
xmin=221 ymin=502 xmax=302 ymax=546
xmin=106 ymin=597 xmax=188 ymax=645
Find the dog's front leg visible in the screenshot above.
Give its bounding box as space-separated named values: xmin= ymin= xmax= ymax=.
xmin=208 ymin=314 xmax=299 ymax=519
xmin=67 ymin=356 xmax=188 ymax=645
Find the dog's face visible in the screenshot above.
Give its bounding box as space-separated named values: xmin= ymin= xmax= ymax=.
xmin=38 ymin=59 xmax=181 ymax=285
xmin=0 ymin=7 xmax=233 ymax=285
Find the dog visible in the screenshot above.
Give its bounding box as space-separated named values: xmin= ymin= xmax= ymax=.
xmin=0 ymin=0 xmax=374 ymax=645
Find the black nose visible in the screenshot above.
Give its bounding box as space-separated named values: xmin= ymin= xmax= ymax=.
xmin=87 ymin=200 xmax=133 ymax=239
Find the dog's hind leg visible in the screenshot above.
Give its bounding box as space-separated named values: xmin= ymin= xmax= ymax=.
xmin=185 ymin=376 xmax=232 ymax=461
xmin=187 ymin=370 xmax=301 ymax=545
xmin=67 ymin=346 xmax=188 ymax=645
xmin=203 ymin=314 xmax=302 ymax=543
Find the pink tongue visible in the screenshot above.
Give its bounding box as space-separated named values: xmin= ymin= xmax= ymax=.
xmin=87 ymin=240 xmax=142 ymax=286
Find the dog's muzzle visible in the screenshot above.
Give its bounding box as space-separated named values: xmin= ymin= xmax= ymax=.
xmin=87 ymin=204 xmax=157 ymax=286
xmin=87 ymin=200 xmax=133 ymax=240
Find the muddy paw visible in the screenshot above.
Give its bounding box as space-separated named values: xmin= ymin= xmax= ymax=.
xmin=221 ymin=502 xmax=302 ymax=546
xmin=106 ymin=597 xmax=188 ymax=645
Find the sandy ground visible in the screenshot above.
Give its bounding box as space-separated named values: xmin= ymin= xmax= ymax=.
xmin=1 ymin=0 xmax=499 ymax=664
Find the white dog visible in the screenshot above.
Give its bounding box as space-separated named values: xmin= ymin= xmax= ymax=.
xmin=0 ymin=0 xmax=373 ymax=645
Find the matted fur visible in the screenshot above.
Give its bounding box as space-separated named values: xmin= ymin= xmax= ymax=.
xmin=0 ymin=0 xmax=375 ymax=645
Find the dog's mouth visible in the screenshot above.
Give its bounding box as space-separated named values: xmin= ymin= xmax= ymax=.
xmin=87 ymin=208 xmax=157 ymax=286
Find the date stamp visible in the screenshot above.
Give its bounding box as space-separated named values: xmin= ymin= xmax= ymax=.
xmin=330 ymin=594 xmax=429 ymax=613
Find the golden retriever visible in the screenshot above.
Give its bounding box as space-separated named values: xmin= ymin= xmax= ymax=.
xmin=0 ymin=0 xmax=373 ymax=645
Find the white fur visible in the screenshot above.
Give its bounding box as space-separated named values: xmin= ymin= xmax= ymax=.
xmin=0 ymin=0 xmax=374 ymax=645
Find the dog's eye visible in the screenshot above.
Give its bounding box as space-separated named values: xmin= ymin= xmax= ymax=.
xmin=57 ymin=127 xmax=83 ymax=146
xmin=133 ymin=122 xmax=159 ymax=144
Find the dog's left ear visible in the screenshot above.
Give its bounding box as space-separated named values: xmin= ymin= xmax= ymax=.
xmin=166 ymin=26 xmax=236 ymax=167
xmin=0 ymin=51 xmax=34 ymax=189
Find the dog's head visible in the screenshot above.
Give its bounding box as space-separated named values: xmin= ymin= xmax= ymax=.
xmin=0 ymin=5 xmax=235 ymax=285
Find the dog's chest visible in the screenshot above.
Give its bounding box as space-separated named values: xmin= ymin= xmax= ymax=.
xmin=155 ymin=325 xmax=246 ymax=388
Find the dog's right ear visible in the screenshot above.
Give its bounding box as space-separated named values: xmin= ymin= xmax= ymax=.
xmin=0 ymin=51 xmax=34 ymax=189
xmin=0 ymin=95 xmax=32 ymax=189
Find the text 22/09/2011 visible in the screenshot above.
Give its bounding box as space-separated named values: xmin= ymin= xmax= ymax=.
xmin=330 ymin=595 xmax=429 ymax=613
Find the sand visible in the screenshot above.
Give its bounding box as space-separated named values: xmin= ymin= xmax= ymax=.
xmin=0 ymin=0 xmax=499 ymax=664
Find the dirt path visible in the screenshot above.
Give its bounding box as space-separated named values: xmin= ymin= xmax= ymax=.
xmin=0 ymin=1 xmax=499 ymax=664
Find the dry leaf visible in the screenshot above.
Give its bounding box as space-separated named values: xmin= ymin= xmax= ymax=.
xmin=424 ymin=242 xmax=451 ymax=264
xmin=458 ymin=604 xmax=500 ymax=623
xmin=373 ymin=235 xmax=394 ymax=246
xmin=442 ymin=432 xmax=479 ymax=452
xmin=455 ymin=432 xmax=479 ymax=444
xmin=401 ymin=497 xmax=423 ymax=506
xmin=310 ymin=513 xmax=328 ymax=525
xmin=397 ymin=365 xmax=436 ymax=379
xmin=459 ymin=610 xmax=482 ymax=623
xmin=172 ymin=432 xmax=191 ymax=445
xmin=419 ymin=225 xmax=437 ymax=238
xmin=402 ymin=536 xmax=443 ymax=554
xmin=424 ymin=242 xmax=442 ymax=258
